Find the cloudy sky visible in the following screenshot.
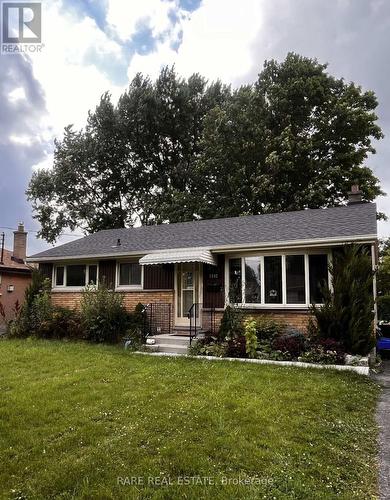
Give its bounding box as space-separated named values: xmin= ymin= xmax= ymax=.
xmin=1 ymin=0 xmax=389 ymax=255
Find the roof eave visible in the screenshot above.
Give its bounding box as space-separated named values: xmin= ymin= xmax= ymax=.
xmin=26 ymin=234 xmax=378 ymax=263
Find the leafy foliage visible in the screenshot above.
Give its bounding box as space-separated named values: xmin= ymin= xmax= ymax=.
xmin=28 ymin=55 xmax=383 ymax=243
xmin=218 ymin=305 xmax=243 ymax=340
xmin=80 ymin=284 xmax=129 ymax=343
xmin=310 ymin=244 xmax=375 ymax=355
xmin=254 ymin=315 xmax=285 ymax=341
xmin=243 ymin=318 xmax=258 ymax=358
xmin=272 ymin=331 xmax=306 ymax=359
xmin=9 ymin=271 xmax=82 ymax=340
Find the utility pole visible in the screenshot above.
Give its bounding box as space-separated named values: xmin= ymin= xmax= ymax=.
xmin=0 ymin=232 xmax=4 ymax=264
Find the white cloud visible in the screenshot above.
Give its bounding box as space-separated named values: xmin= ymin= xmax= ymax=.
xmin=127 ymin=0 xmax=264 ymax=84
xmin=29 ymin=0 xmax=124 ymax=136
xmin=8 ymin=87 xmax=26 ymax=103
xmin=107 ymin=0 xmax=179 ymax=41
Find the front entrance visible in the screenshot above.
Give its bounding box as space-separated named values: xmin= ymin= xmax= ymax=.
xmin=175 ymin=262 xmax=200 ymax=327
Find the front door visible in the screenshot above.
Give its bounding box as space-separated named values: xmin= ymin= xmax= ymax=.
xmin=175 ymin=262 xmax=200 ymax=326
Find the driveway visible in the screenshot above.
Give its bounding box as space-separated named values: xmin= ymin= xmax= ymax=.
xmin=374 ymin=359 xmax=390 ymax=499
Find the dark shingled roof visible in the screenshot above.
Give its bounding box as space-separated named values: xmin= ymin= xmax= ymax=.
xmin=29 ymin=203 xmax=377 ymax=260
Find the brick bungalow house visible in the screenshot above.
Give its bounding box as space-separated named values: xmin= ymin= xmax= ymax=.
xmin=0 ymin=224 xmax=32 ymax=328
xmin=27 ymin=189 xmax=377 ymax=352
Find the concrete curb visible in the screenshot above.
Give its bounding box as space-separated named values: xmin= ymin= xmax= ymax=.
xmin=133 ymin=351 xmax=370 ymax=376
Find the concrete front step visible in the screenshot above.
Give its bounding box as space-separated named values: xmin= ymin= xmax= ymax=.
xmin=155 ymin=343 xmax=189 ymax=354
xmin=152 ymin=334 xmax=190 ymax=346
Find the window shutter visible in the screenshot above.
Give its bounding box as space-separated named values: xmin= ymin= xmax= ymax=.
xmin=144 ymin=264 xmax=174 ymax=290
xmin=99 ymin=260 xmax=116 ymax=289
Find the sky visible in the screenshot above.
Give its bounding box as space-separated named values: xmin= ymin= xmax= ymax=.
xmin=0 ymin=0 xmax=389 ymax=256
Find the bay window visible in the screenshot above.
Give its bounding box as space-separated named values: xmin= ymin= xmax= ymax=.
xmin=264 ymin=256 xmax=282 ymax=304
xmin=244 ymin=257 xmax=261 ymax=304
xmin=54 ymin=264 xmax=98 ymax=288
xmin=229 ymin=258 xmax=242 ymax=303
xmin=309 ymin=254 xmax=328 ymax=304
xmin=228 ymin=252 xmax=328 ymax=306
xmin=286 ymin=255 xmax=306 ymax=304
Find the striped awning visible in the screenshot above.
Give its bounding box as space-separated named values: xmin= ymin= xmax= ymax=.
xmin=139 ymin=249 xmax=216 ymax=266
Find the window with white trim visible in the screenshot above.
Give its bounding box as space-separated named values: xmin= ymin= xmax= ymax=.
xmin=117 ymin=262 xmax=142 ymax=287
xmin=228 ymin=253 xmax=328 ymax=306
xmin=54 ymin=264 xmax=98 ymax=288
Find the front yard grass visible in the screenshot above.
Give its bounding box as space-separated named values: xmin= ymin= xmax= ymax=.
xmin=0 ymin=339 xmax=379 ymax=499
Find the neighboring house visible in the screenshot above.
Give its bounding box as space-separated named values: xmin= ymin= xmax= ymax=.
xmin=27 ymin=188 xmax=378 ymax=342
xmin=0 ymin=224 xmax=32 ymax=327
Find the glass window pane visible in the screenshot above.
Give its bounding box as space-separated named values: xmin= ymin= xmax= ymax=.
xmin=66 ymin=265 xmax=86 ymax=286
xmin=309 ymin=254 xmax=328 ymax=303
xmin=264 ymin=256 xmax=282 ymax=304
xmin=286 ymin=255 xmax=305 ymax=304
xmin=245 ymin=257 xmax=261 ymax=303
xmin=229 ymin=258 xmax=242 ymax=303
xmin=119 ymin=263 xmax=141 ymax=286
xmin=88 ymin=265 xmax=97 ymax=285
xmin=55 ymin=266 xmax=64 ymax=286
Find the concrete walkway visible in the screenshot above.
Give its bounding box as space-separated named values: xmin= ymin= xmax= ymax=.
xmin=374 ymin=360 xmax=390 ymax=499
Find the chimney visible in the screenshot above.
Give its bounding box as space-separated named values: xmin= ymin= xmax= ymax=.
xmin=13 ymin=222 xmax=27 ymax=262
xmin=347 ymin=184 xmax=363 ymax=204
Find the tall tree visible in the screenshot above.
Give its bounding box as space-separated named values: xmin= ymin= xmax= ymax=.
xmin=195 ymin=53 xmax=383 ymax=218
xmin=28 ymin=55 xmax=384 ymax=243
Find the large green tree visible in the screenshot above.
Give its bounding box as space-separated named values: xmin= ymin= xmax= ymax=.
xmin=194 ymin=53 xmax=383 ymax=218
xmin=28 ymin=54 xmax=384 ymax=243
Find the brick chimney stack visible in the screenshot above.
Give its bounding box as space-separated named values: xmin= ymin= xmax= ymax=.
xmin=347 ymin=184 xmax=363 ymax=204
xmin=13 ymin=222 xmax=27 ymax=262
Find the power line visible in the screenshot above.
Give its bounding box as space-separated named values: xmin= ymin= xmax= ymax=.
xmin=0 ymin=226 xmax=84 ymax=238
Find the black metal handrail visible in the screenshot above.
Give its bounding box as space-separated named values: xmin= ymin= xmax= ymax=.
xmin=188 ymin=303 xmax=217 ymax=345
xmin=188 ymin=302 xmax=201 ymax=346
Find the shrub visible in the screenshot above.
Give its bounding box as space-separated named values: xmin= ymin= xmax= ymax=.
xmin=8 ymin=270 xmax=50 ymax=338
xmin=272 ymin=331 xmax=306 ymax=359
xmin=188 ymin=339 xmax=228 ymax=357
xmin=310 ymin=244 xmax=375 ymax=355
xmin=80 ymin=284 xmax=129 ymax=343
xmin=299 ymin=345 xmax=345 ymax=365
xmin=226 ymin=336 xmax=247 ymax=358
xmin=46 ymin=307 xmax=82 ymax=339
xmin=218 ymin=305 xmax=244 ymax=341
xmin=244 ymin=318 xmax=258 ymax=358
xmin=126 ymin=303 xmax=146 ymax=344
xmin=254 ymin=315 xmax=285 ymax=341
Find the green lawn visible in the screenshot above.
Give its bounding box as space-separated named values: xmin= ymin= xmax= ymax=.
xmin=0 ymin=340 xmax=379 ymax=500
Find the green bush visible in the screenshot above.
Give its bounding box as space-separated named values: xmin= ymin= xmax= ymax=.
xmin=310 ymin=244 xmax=375 ymax=355
xmin=80 ymin=284 xmax=130 ymax=343
xmin=80 ymin=284 xmax=129 ymax=343
xmin=244 ymin=318 xmax=258 ymax=358
xmin=218 ymin=305 xmax=244 ymax=340
xmin=188 ymin=339 xmax=228 ymax=357
xmin=299 ymin=346 xmax=344 ymax=365
xmin=8 ymin=270 xmax=51 ymax=338
xmin=254 ymin=315 xmax=285 ymax=341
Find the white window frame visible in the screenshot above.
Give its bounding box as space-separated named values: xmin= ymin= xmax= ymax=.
xmin=225 ymin=249 xmax=331 ymax=309
xmin=115 ymin=260 xmax=143 ymax=291
xmin=52 ymin=263 xmax=99 ymax=291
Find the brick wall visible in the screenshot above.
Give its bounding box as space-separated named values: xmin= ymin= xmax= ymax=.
xmin=0 ymin=272 xmax=31 ymax=325
xmin=202 ymin=308 xmax=311 ymax=333
xmin=51 ymin=290 xmax=174 ymax=313
xmin=51 ymin=290 xmax=310 ymax=333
